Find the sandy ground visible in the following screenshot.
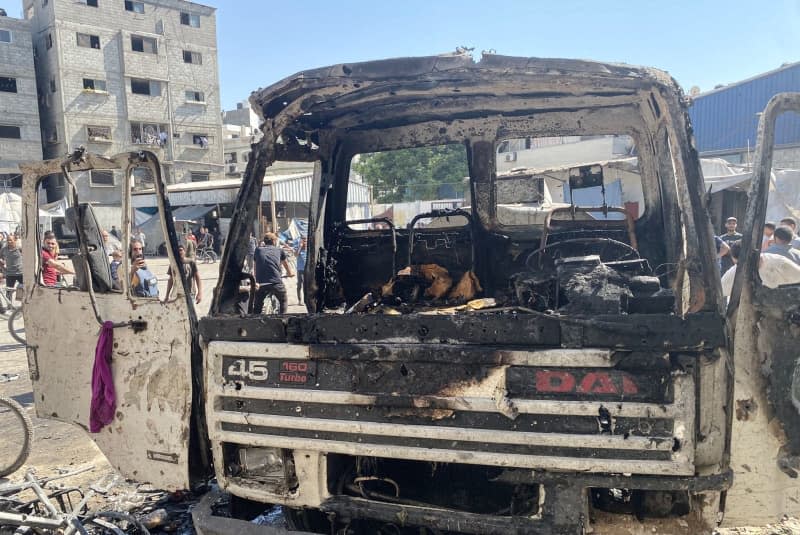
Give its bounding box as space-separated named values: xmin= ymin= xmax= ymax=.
xmin=0 ymin=257 xmax=306 ymax=506
xmin=0 ymin=257 xmax=796 ymax=533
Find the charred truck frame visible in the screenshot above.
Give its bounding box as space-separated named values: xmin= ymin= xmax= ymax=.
xmin=18 ymin=52 xmax=800 ymax=534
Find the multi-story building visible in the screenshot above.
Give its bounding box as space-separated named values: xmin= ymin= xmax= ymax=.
xmin=222 ymin=100 xmax=312 ymax=179
xmin=0 ymin=11 xmax=42 ymax=191
xmin=23 ymin=0 xmax=223 ymax=225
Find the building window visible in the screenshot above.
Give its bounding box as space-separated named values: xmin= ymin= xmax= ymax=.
xmin=185 ymin=90 xmax=204 ymax=102
xmin=224 ymin=152 xmax=237 ymax=164
xmin=130 ymin=122 xmax=168 ymax=145
xmin=0 ymin=125 xmax=21 ymax=139
xmin=90 ymin=170 xmax=114 ymax=187
xmin=0 ymin=30 xmax=11 ymax=43
xmin=124 ymin=1 xmax=144 ymax=13
xmin=49 ymin=77 xmax=56 ymax=92
xmin=87 ymin=125 xmax=112 ymax=142
xmin=0 ymin=173 xmax=22 ymax=188
xmin=242 ymin=152 xmax=249 ymax=162
xmin=45 ymin=33 xmax=52 ymax=49
xmin=180 ymin=12 xmax=200 ymax=27
xmin=190 ymin=172 xmax=209 ymax=182
xmin=85 ymin=0 xmax=98 ymax=6
xmin=77 ymin=33 xmax=101 ymax=49
xmin=82 ymin=78 xmax=107 ymax=92
xmin=0 ymin=77 xmax=17 ymax=93
xmin=130 ymin=78 xmax=160 ymax=96
xmin=191 ymin=134 xmax=209 ymax=148
xmin=131 ymin=35 xmax=157 ymax=54
xmin=182 ymin=50 xmax=202 ymax=65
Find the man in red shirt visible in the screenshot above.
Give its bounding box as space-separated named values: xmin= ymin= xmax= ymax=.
xmin=41 ymin=231 xmax=73 ymax=286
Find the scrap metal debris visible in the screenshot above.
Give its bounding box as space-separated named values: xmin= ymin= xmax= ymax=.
xmin=0 ymin=467 xmax=202 ymax=534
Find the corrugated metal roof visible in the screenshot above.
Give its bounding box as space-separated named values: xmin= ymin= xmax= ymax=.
xmin=132 ymin=172 xmax=371 ymax=207
xmin=688 ymin=62 xmax=800 ymax=153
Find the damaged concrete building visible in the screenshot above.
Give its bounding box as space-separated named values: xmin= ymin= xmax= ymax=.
xmin=0 ymin=11 xmax=42 ymax=191
xmin=23 ymin=0 xmax=223 ymax=228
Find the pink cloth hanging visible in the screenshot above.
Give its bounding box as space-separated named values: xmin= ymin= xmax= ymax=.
xmin=89 ymin=321 xmax=116 ymax=433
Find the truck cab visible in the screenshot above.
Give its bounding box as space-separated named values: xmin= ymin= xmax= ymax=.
xmin=19 ymin=54 xmax=800 ymax=534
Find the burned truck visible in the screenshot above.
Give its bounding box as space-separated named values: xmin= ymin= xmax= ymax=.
xmin=17 ymin=53 xmax=800 ymax=534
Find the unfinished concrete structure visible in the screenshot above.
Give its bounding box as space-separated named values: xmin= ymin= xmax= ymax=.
xmin=23 ymin=0 xmax=223 ymax=225
xmin=0 ymin=12 xmax=42 ymax=190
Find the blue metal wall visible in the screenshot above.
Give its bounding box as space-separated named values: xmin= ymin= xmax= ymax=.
xmin=688 ymin=63 xmax=800 ymax=153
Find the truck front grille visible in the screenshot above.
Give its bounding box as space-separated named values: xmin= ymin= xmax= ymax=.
xmin=206 ymin=341 xmax=695 ymax=498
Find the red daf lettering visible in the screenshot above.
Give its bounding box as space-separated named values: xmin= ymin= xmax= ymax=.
xmin=536 ymin=370 xmax=576 ymax=393
xmin=578 ymin=372 xmax=617 ymax=394
xmin=622 ymin=375 xmax=639 ymax=395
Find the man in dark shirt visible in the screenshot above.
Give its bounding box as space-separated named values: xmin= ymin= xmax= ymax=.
xmin=254 ymin=232 xmax=293 ymax=313
xmin=719 ymin=217 xmax=743 ymax=274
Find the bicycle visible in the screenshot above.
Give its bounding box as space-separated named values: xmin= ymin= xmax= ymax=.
xmin=8 ymin=306 xmax=24 ymax=345
xmin=197 ymin=246 xmax=218 ymax=264
xmin=1 ymin=283 xmax=25 ymax=345
xmin=257 ymin=277 xmax=290 ymax=314
xmin=0 ymin=374 xmax=33 ymax=478
xmin=0 ymin=279 xmax=20 ymax=319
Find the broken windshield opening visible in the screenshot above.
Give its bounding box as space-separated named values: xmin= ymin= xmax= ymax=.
xmin=495 ymin=134 xmax=643 ymax=226
xmin=348 ymin=144 xmax=470 ymax=230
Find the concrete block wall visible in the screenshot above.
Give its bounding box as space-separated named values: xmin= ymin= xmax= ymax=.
xmin=0 ymin=16 xmax=42 ymax=173
xmin=25 ymin=0 xmax=223 ymax=182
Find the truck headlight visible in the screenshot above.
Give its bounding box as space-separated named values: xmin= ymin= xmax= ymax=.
xmin=228 ymin=446 xmax=298 ymax=492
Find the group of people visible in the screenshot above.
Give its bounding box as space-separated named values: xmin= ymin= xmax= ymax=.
xmin=716 ymin=216 xmax=800 ymax=297
xmin=246 ymin=231 xmax=307 ymax=314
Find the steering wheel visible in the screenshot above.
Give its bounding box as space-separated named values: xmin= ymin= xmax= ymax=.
xmin=524 ymin=237 xmax=639 ymax=270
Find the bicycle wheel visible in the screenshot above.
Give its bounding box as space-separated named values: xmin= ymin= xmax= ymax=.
xmin=0 ymin=396 xmax=33 ymax=477
xmin=261 ymin=294 xmax=279 ymax=314
xmin=8 ymin=307 xmax=25 ymax=345
xmin=0 ymin=290 xmax=14 ymax=319
xmin=208 ymin=250 xmax=218 ymax=263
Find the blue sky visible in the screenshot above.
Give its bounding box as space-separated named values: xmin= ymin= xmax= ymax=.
xmin=11 ymin=0 xmax=800 ymax=110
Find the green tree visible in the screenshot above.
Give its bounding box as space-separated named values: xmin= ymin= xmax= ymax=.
xmin=353 ymin=144 xmax=469 ymax=203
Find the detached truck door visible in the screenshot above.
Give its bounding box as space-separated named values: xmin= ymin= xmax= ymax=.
xmin=725 ymin=93 xmax=800 ymax=526
xmin=20 ymin=152 xmax=196 ymax=490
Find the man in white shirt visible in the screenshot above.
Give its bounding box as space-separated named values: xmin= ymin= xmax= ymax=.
xmin=721 ymin=241 xmax=800 ymax=297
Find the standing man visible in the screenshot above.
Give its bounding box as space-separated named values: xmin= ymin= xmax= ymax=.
xmin=101 ymin=230 xmax=121 ymax=256
xmin=133 ymin=227 xmax=146 ymax=253
xmin=253 ymin=232 xmax=293 ymax=314
xmin=779 ymin=217 xmax=800 ymax=248
xmin=765 ymin=226 xmax=800 ymax=265
xmin=719 ymin=217 xmax=742 ymax=274
xmin=129 ymin=238 xmax=158 ymax=297
xmin=164 ymin=245 xmax=202 ymax=304
xmin=245 ymin=232 xmax=257 ymax=274
xmin=41 ymin=231 xmax=73 ymax=287
xmin=184 ymin=230 xmax=197 ymax=260
xmin=294 ymin=237 xmax=307 ymax=305
xmin=0 ymin=234 xmax=23 ymax=301
xmin=110 ymin=225 xmax=121 ymax=240
xmin=762 ymin=222 xmax=776 ymax=251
